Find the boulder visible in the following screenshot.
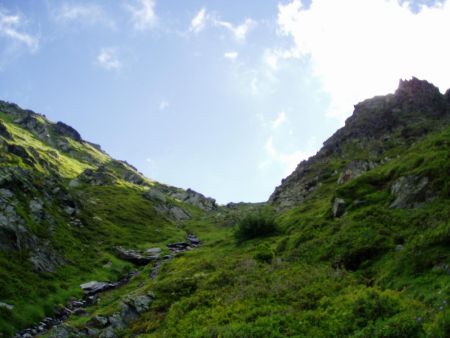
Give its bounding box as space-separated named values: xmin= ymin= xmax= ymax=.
xmin=80 ymin=281 xmax=112 ymax=295
xmin=390 ymin=175 xmax=432 ymax=208
xmin=114 ymin=247 xmax=159 ymax=265
xmin=145 ymin=247 xmax=161 ymax=255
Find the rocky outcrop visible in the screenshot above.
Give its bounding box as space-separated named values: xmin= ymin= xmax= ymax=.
xmin=390 ymin=175 xmax=433 ymax=208
xmin=53 ymin=122 xmax=82 ymax=142
xmin=0 ymin=120 xmax=12 ymax=140
xmin=170 ymin=188 xmax=218 ymax=211
xmin=17 ymin=114 xmax=51 ymax=143
xmin=337 ymin=160 xmax=377 ymax=184
xmin=77 ymin=167 xmax=116 ymax=186
xmin=270 ymin=78 xmax=450 ymax=209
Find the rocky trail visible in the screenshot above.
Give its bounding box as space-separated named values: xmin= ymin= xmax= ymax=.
xmin=14 ymin=234 xmax=201 ymax=338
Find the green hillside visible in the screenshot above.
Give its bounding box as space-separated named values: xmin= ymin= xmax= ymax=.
xmin=1 ymin=78 xmax=450 ymax=337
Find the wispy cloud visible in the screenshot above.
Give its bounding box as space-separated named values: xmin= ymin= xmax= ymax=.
xmin=224 ymin=51 xmax=238 ymax=61
xmin=214 ymin=18 xmax=256 ymax=42
xmin=159 ymin=100 xmax=169 ymax=110
xmin=0 ymin=10 xmax=39 ymax=52
xmin=260 ymin=136 xmax=309 ymax=176
xmin=53 ymin=3 xmax=114 ymax=28
xmin=271 ymin=111 xmax=287 ymax=129
xmin=190 ymin=8 xmax=207 ymax=33
xmin=276 ymin=0 xmax=450 ymax=120
xmin=96 ymin=48 xmax=121 ymax=71
xmin=125 ymin=0 xmax=157 ymax=31
xmin=189 ymin=8 xmax=256 ymax=42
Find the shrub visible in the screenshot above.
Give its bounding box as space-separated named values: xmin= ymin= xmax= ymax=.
xmin=234 ymin=211 xmax=278 ymax=242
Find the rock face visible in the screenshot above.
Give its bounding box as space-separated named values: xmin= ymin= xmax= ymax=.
xmin=390 ymin=176 xmax=433 ymax=208
xmin=171 ymin=188 xmax=218 ymax=211
xmin=337 ymin=160 xmax=377 ymax=184
xmin=78 ymin=167 xmax=116 ymax=186
xmin=270 ymin=78 xmax=450 ymax=208
xmin=53 ymin=122 xmax=82 ymax=142
xmin=0 ymin=120 xmax=12 ymax=139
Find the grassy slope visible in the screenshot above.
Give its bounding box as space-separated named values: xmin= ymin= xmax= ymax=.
xmin=0 ymin=114 xmax=195 ymax=336
xmin=1 ymin=102 xmax=449 ymax=337
xmin=97 ymin=125 xmax=450 ymax=337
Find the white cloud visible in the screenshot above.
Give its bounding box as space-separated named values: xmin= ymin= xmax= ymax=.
xmin=190 ymin=8 xmax=207 ymax=33
xmin=53 ymin=3 xmax=114 ymax=27
xmin=188 ymin=9 xmax=256 ymax=42
xmin=96 ymin=48 xmax=121 ymax=71
xmin=271 ymin=111 xmax=287 ymax=129
xmin=261 ymin=136 xmax=309 ymax=175
xmin=126 ymin=0 xmax=157 ymax=31
xmin=214 ymin=18 xmax=256 ymax=42
xmin=276 ymin=0 xmax=450 ymax=120
xmin=0 ymin=10 xmax=38 ymax=52
xmin=224 ymin=51 xmax=238 ymax=61
xmin=159 ymin=100 xmax=169 ymax=110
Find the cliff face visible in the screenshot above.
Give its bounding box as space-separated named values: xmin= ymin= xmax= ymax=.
xmin=269 ymin=78 xmax=450 ymax=208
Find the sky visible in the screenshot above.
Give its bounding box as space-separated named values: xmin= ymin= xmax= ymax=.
xmin=0 ymin=0 xmax=449 ymax=204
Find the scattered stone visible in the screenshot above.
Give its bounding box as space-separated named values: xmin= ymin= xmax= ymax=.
xmin=187 ymin=234 xmax=201 ymax=246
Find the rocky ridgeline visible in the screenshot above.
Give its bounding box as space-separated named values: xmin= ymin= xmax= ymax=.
xmin=14 ymin=235 xmax=201 ymax=338
xmin=270 ymin=78 xmax=450 ymax=209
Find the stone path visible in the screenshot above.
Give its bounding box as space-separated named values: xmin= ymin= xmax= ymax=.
xmin=14 ymin=234 xmax=201 ymax=338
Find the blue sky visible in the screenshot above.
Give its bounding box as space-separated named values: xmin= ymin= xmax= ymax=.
xmin=0 ymin=0 xmax=449 ymax=204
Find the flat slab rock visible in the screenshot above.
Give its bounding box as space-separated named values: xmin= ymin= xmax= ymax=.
xmin=80 ymin=281 xmax=112 ymax=295
xmin=114 ymin=246 xmax=160 ymax=265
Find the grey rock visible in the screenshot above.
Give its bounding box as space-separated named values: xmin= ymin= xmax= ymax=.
xmin=78 ymin=167 xmax=116 ymax=186
xmin=29 ymin=247 xmax=65 ymax=273
xmin=90 ymin=315 xmax=109 ymax=328
xmin=107 ymin=313 xmax=126 ymax=330
xmin=80 ymin=281 xmax=112 ymax=295
xmin=0 ymin=301 xmax=13 ymax=310
xmin=170 ymin=188 xmax=218 ymax=211
xmin=99 ymin=327 xmax=116 ymax=338
xmin=390 ymin=176 xmax=432 ymax=208
xmin=0 ymin=121 xmax=12 ymax=140
xmin=332 ymin=198 xmax=346 ymax=218
xmin=337 ymin=160 xmax=377 ymax=184
xmin=53 ymin=121 xmax=82 ymax=142
xmin=143 ymin=188 xmax=167 ymax=202
xmin=145 ymin=247 xmax=162 ymax=254
xmin=114 ymin=247 xmax=159 ymax=265
xmin=169 ymin=206 xmax=191 ymax=220
xmin=47 ymin=325 xmax=83 ymax=338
